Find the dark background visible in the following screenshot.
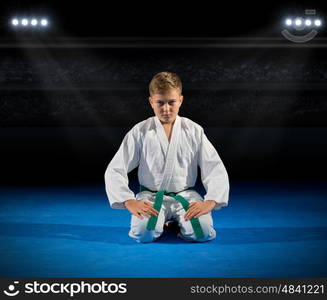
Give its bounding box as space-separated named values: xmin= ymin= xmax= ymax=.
xmin=0 ymin=1 xmax=326 ymax=186
xmin=0 ymin=1 xmax=326 ymax=37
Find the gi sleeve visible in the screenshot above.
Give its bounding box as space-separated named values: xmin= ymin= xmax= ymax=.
xmin=104 ymin=125 xmax=140 ymax=209
xmin=198 ymin=128 xmax=230 ymax=210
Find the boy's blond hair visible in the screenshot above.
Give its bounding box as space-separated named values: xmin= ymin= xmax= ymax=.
xmin=149 ymin=72 xmax=182 ymax=96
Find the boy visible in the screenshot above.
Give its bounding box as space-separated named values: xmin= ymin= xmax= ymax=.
xmin=105 ymin=72 xmax=229 ymax=243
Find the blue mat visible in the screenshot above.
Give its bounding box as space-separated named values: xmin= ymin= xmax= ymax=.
xmin=0 ymin=181 xmax=326 ymax=277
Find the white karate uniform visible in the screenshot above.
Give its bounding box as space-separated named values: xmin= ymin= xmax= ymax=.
xmin=104 ymin=115 xmax=229 ymax=243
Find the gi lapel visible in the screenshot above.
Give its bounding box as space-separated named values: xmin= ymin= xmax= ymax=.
xmin=156 ymin=115 xmax=181 ymax=191
xmin=154 ymin=116 xmax=169 ymax=156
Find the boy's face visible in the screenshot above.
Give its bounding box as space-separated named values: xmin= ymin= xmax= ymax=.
xmin=148 ymin=89 xmax=183 ymax=125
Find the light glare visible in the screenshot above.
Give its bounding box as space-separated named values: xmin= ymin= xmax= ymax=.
xmin=41 ymin=19 xmax=48 ymax=26
xmin=285 ymin=19 xmax=292 ymax=26
xmin=305 ymin=19 xmax=312 ymax=26
xmin=21 ymin=19 xmax=28 ymax=26
xmin=12 ymin=19 xmax=19 ymax=26
xmin=295 ymin=18 xmax=302 ymax=26
xmin=31 ymin=19 xmax=38 ymax=26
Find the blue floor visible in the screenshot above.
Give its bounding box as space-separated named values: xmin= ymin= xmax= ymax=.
xmin=0 ymin=181 xmax=326 ymax=277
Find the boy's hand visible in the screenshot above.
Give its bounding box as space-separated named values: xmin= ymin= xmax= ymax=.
xmin=124 ymin=199 xmax=159 ymax=220
xmin=184 ymin=200 xmax=216 ymax=221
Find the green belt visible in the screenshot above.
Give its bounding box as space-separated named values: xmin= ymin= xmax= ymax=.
xmin=140 ymin=185 xmax=204 ymax=239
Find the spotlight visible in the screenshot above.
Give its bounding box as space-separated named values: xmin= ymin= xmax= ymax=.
xmin=21 ymin=18 xmax=29 ymax=26
xmin=282 ymin=9 xmax=323 ymax=43
xmin=305 ymin=19 xmax=312 ymax=26
xmin=40 ymin=19 xmax=48 ymax=26
xmin=10 ymin=16 xmax=50 ymax=29
xmin=31 ymin=19 xmax=38 ymax=26
xmin=285 ymin=19 xmax=292 ymax=26
xmin=12 ymin=18 xmax=19 ymax=26
xmin=294 ymin=18 xmax=302 ymax=26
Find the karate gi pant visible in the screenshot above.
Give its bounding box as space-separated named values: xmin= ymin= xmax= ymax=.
xmin=128 ymin=189 xmax=216 ymax=243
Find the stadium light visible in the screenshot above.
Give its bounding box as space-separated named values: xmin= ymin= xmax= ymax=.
xmin=10 ymin=17 xmax=49 ymax=28
xmin=40 ymin=19 xmax=48 ymax=26
xmin=12 ymin=19 xmax=19 ymax=26
xmin=294 ymin=18 xmax=302 ymax=26
xmin=281 ymin=10 xmax=323 ymax=43
xmin=21 ymin=19 xmax=29 ymax=26
xmin=285 ymin=19 xmax=292 ymax=26
xmin=305 ymin=19 xmax=312 ymax=26
xmin=31 ymin=19 xmax=38 ymax=26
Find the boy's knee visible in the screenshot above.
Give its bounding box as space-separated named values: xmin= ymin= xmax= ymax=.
xmin=129 ymin=218 xmax=163 ymax=243
xmin=179 ymin=226 xmax=216 ymax=242
xmin=179 ymin=214 xmax=216 ymax=242
xmin=132 ymin=230 xmax=159 ymax=243
xmin=194 ymin=226 xmax=216 ymax=242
